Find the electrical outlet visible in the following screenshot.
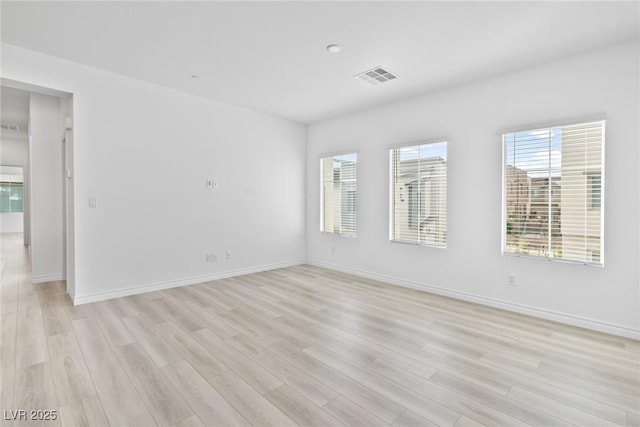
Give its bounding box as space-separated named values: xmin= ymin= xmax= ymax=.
xmin=507 ymin=275 xmax=517 ymax=286
xmin=206 ymin=253 xmax=217 ymax=263
xmin=225 ymin=250 xmax=231 ymax=260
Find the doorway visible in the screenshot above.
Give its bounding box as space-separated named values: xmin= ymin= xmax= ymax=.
xmin=0 ymin=78 xmax=75 ymax=299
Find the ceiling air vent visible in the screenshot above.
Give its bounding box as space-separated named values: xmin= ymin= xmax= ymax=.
xmin=355 ymin=66 xmax=397 ymax=85
xmin=0 ymin=124 xmax=20 ymax=131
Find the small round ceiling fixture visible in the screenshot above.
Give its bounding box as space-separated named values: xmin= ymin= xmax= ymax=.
xmin=326 ymin=44 xmax=341 ymax=53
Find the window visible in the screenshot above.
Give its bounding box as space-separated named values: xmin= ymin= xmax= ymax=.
xmin=390 ymin=141 xmax=447 ymax=247
xmin=0 ymin=178 xmax=24 ymax=214
xmin=320 ymin=153 xmax=357 ymax=237
xmin=503 ymin=120 xmax=604 ymax=265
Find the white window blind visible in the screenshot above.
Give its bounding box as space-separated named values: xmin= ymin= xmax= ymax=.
xmin=503 ymin=120 xmax=604 ymax=265
xmin=390 ymin=141 xmax=447 ymax=247
xmin=320 ymin=153 xmax=357 ymax=237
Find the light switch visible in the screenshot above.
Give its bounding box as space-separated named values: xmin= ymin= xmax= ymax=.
xmin=89 ymin=197 xmax=97 ymax=208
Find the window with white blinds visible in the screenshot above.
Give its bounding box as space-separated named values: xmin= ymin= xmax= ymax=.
xmin=503 ymin=120 xmax=604 ymax=265
xmin=320 ymin=153 xmax=357 ymax=237
xmin=390 ymin=141 xmax=447 ymax=247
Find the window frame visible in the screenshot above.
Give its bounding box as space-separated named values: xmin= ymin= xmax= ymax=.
xmin=501 ymin=118 xmax=605 ymax=266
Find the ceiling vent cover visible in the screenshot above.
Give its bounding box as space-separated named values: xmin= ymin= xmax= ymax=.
xmin=355 ymin=66 xmax=397 ymax=85
xmin=0 ymin=124 xmax=20 ymax=131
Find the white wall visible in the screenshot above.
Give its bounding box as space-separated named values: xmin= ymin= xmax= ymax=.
xmin=0 ymin=136 xmax=28 ymax=236
xmin=29 ymin=92 xmax=65 ymax=283
xmin=0 ymin=214 xmax=22 ymax=233
xmin=1 ymin=44 xmax=306 ymax=302
xmin=0 ymin=136 xmax=28 ymax=164
xmin=306 ymin=40 xmax=640 ymax=338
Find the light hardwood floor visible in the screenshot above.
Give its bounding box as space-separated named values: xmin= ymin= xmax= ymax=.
xmin=1 ymin=232 xmax=639 ymax=426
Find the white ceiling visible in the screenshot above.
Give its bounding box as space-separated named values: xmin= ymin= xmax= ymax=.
xmin=1 ymin=1 xmax=638 ymax=124
xmin=0 ymin=86 xmax=30 ymax=140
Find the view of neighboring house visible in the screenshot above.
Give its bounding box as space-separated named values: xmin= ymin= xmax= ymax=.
xmin=392 ymin=155 xmax=447 ymax=246
xmin=526 ymin=177 xmax=561 ymax=255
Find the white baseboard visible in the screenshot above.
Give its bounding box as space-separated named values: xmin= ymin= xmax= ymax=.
xmin=73 ymin=259 xmax=305 ymax=305
xmin=308 ymin=259 xmax=640 ymax=340
xmin=32 ymin=273 xmax=64 ymax=284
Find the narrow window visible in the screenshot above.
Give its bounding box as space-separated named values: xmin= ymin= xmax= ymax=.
xmin=320 ymin=153 xmax=357 ymax=237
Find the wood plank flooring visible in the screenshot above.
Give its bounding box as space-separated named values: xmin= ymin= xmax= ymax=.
xmin=1 ymin=232 xmax=639 ymax=426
